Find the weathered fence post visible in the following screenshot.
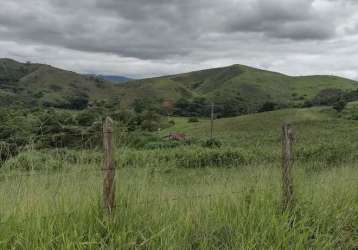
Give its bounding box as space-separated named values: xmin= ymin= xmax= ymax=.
xmin=210 ymin=102 xmax=214 ymax=140
xmin=282 ymin=123 xmax=294 ymax=211
xmin=103 ymin=117 xmax=115 ymax=214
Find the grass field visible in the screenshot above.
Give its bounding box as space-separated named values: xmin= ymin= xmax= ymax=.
xmin=1 ymin=106 xmax=358 ymax=249
xmin=1 ymin=163 xmax=358 ymax=249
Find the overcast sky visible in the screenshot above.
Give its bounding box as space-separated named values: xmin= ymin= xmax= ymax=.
xmin=1 ymin=0 xmax=358 ymax=79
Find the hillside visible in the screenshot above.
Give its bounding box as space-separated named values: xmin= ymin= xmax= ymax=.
xmin=1 ymin=59 xmax=358 ymax=111
xmin=119 ymin=65 xmax=358 ymax=110
xmin=0 ymin=58 xmax=122 ymax=107
xmin=159 ymin=105 xmax=358 ymax=160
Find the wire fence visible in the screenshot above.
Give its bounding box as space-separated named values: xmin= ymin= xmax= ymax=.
xmin=2 ymin=119 xmax=351 ymax=219
xmin=0 ymin=168 xmax=106 ymax=179
xmin=0 ymin=118 xmax=253 ymax=221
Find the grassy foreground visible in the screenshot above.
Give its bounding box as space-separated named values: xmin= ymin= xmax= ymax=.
xmin=1 ymin=106 xmax=358 ymax=249
xmin=1 ymin=164 xmax=358 ymax=249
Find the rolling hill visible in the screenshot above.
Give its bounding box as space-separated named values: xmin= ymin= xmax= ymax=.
xmin=119 ymin=64 xmax=358 ymax=109
xmin=0 ymin=58 xmax=121 ymax=107
xmin=1 ymin=58 xmax=358 ymax=111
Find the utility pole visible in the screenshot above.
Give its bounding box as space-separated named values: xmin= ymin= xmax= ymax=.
xmin=210 ymin=102 xmax=214 ymax=140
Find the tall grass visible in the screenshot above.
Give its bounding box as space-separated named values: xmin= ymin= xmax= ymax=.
xmin=1 ymin=141 xmax=356 ymax=172
xmin=1 ymin=163 xmax=358 ymax=249
xmin=1 ymin=107 xmax=358 ymax=248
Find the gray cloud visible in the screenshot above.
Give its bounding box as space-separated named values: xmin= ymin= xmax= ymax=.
xmin=0 ymin=0 xmax=358 ymax=79
xmin=225 ymin=0 xmax=348 ymax=40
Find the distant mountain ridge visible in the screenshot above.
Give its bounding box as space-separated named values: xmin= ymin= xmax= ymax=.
xmin=86 ymin=74 xmax=132 ymax=83
xmin=1 ymin=58 xmax=358 ymax=111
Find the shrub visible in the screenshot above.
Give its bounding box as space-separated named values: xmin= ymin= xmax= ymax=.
xmin=169 ymin=147 xmax=247 ymax=168
xmin=311 ymin=88 xmax=343 ymax=106
xmin=202 ymin=138 xmax=222 ymax=148
xmin=76 ymin=110 xmax=98 ymax=126
xmin=296 ymin=143 xmax=353 ymax=166
xmin=188 ymin=117 xmax=199 ymax=123
xmin=2 ymin=149 xmax=102 ymax=171
xmin=333 ymin=99 xmax=347 ymax=113
xmin=67 ymin=94 xmax=89 ymax=110
xmin=122 ymin=132 xmax=162 ymax=149
xmin=140 ymin=111 xmax=161 ymax=131
xmin=0 ymin=142 xmax=18 ymax=163
xmin=350 ymin=113 xmax=358 ymax=120
xmin=143 ymin=141 xmax=182 ymax=150
xmin=2 ymin=151 xmax=56 ymax=171
xmin=259 ymin=102 xmax=276 ymax=112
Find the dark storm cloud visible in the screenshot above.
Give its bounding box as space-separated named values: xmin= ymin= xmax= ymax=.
xmin=0 ymin=0 xmax=358 ymax=79
xmin=0 ymin=0 xmax=350 ymax=60
xmin=0 ymin=0 xmax=201 ymax=59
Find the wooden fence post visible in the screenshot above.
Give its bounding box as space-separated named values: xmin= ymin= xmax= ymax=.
xmin=210 ymin=102 xmax=214 ymax=140
xmin=282 ymin=123 xmax=294 ymax=211
xmin=103 ymin=117 xmax=115 ymax=214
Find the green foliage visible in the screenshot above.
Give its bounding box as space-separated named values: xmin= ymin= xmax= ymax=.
xmin=143 ymin=140 xmax=183 ymax=150
xmin=133 ymin=98 xmax=159 ymax=113
xmin=202 ymin=138 xmax=222 ymax=148
xmin=120 ymin=132 xmax=162 ymax=149
xmin=2 ymin=59 xmax=358 ymax=118
xmin=2 ymin=149 xmax=101 ymax=171
xmin=0 ymin=107 xmax=104 ymax=151
xmin=259 ymin=101 xmax=277 ymax=112
xmin=0 ymin=59 xmax=120 ymax=109
xmin=133 ymin=98 xmax=146 ymax=113
xmin=311 ymin=88 xmax=343 ymax=106
xmin=305 ymin=88 xmax=358 ymax=112
xmin=140 ymin=110 xmax=161 ymax=131
xmin=0 ymin=142 xmax=17 ymax=163
xmin=174 ymin=97 xmax=210 ymax=117
xmin=119 ymin=64 xmax=358 ymax=114
xmin=333 ymin=99 xmax=347 ymax=112
xmin=76 ymin=110 xmax=98 ymax=126
xmin=2 ymin=105 xmax=358 ymax=248
xmin=66 ymin=92 xmax=89 ymax=110
xmin=169 ymin=120 xmax=175 ymax=126
xmin=188 ymin=117 xmax=199 ymax=123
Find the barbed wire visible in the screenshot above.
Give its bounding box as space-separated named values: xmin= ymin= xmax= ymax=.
xmin=0 ymin=209 xmax=87 ymax=224
xmin=125 ymin=190 xmax=243 ymax=207
xmin=2 ymin=131 xmax=102 ymax=142
xmin=0 ymin=168 xmax=110 ymax=179
xmin=1 ymin=189 xmax=244 ymax=224
xmin=3 ymin=175 xmax=358 ymax=225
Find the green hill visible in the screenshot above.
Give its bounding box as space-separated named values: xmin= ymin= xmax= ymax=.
xmin=0 ymin=58 xmax=121 ymax=107
xmin=119 ymin=65 xmax=358 ymax=110
xmin=1 ymin=59 xmax=358 ymax=111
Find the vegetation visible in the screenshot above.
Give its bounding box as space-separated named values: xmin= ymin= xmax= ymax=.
xmin=0 ymin=58 xmax=120 ymax=108
xmin=3 ymin=58 xmax=358 ymax=248
xmin=2 ymin=58 xmax=358 ymax=116
xmin=121 ymin=64 xmax=358 ymax=112
xmin=1 ymin=106 xmax=358 ymax=248
xmin=188 ymin=117 xmax=199 ymax=123
xmin=2 ymin=164 xmax=358 ymax=249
